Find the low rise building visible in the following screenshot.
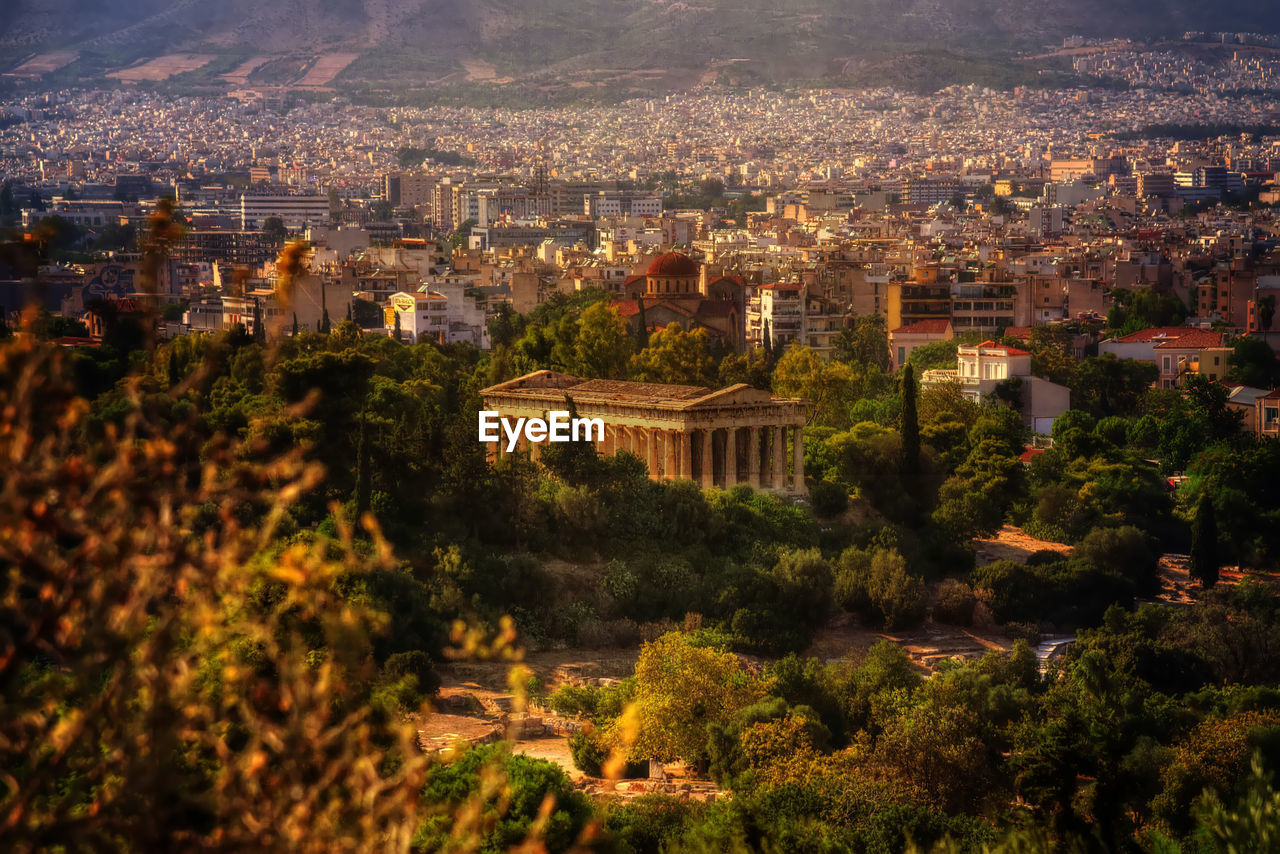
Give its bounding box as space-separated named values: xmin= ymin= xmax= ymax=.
xmin=889 ymin=319 xmax=953 ymax=371
xmin=921 ymin=340 xmax=1070 ymax=433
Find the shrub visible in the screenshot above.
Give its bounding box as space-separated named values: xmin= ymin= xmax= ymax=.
xmin=569 ymin=729 xmax=608 ymax=777
xmin=547 ymin=684 xmax=600 ymax=718
xmin=603 ymin=794 xmax=703 ymax=854
xmin=382 ymin=650 xmax=441 ymax=697
xmin=810 ymin=479 xmax=849 ymax=516
xmin=835 ymin=546 xmax=873 ymax=613
xmin=867 ymin=549 xmax=925 ymax=630
xmin=1074 ymin=525 xmax=1159 ymax=595
xmin=972 ymin=557 xmax=1136 ymax=628
xmin=933 ymin=579 xmax=976 ymax=626
xmin=576 ymin=617 xmax=642 ymax=649
xmin=836 ymin=546 xmax=925 ymax=629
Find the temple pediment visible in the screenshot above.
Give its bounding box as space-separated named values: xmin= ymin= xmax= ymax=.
xmin=481 ymin=371 xmax=802 ymax=413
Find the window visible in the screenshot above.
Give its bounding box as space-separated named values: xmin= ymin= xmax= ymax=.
xmin=1162 ymin=356 xmax=1171 ymax=372
xmin=898 ymin=347 xmax=906 ymax=365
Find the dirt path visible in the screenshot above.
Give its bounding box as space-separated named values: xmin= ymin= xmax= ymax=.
xmin=974 ymin=525 xmax=1072 ymax=566
xmin=1155 ymin=553 xmax=1280 ymax=606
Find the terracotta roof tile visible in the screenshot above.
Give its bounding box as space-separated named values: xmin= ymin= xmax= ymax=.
xmin=891 ymin=319 xmax=951 ymax=335
xmin=1114 ymin=326 xmax=1204 ymax=343
xmin=976 ymin=339 xmax=1031 ymax=356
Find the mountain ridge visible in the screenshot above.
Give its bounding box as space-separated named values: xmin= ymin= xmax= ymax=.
xmin=2 ymin=0 xmax=1276 ymax=97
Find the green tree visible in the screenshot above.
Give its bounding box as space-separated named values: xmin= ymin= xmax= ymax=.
xmin=773 ymin=345 xmax=887 ymax=428
xmin=573 ymin=302 xmax=631 ymax=379
xmin=1108 ymin=287 xmax=1187 ymax=334
xmin=630 ymin=632 xmax=768 ymax=764
xmin=629 ymin=323 xmax=717 ymax=387
xmin=1076 ymin=354 xmax=1158 ymax=417
xmin=1227 ymin=336 xmax=1280 ymax=388
xmin=907 ymin=339 xmax=961 ymax=372
xmin=866 ymin=548 xmax=926 ymax=629
xmin=447 ymin=218 xmax=477 ymax=249
xmin=833 ymin=314 xmax=891 ymax=372
xmin=718 ymin=347 xmax=772 ymax=389
xmin=261 ymin=215 xmax=288 ymax=246
xmin=1258 ymin=295 xmax=1277 ymax=333
xmin=1191 ymin=492 xmax=1219 ymax=589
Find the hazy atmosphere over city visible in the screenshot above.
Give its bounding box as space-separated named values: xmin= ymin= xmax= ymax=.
xmin=4 ymin=2 xmax=1280 ymax=852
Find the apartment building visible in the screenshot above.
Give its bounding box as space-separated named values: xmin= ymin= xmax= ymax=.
xmin=745 ymin=282 xmax=846 ymax=358
xmin=921 ymin=340 xmax=1070 ymax=433
xmin=1098 ymin=327 xmax=1228 ymax=388
xmin=239 ymin=193 xmax=330 ymax=230
xmin=889 ymin=319 xmax=953 ymax=371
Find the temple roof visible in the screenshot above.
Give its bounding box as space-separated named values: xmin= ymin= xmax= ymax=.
xmin=480 ymin=370 xmax=799 ymax=410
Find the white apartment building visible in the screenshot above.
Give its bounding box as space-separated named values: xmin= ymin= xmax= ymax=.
xmin=386 ymin=280 xmax=490 ymax=348
xmin=747 ymin=283 xmax=843 ymax=358
xmin=240 ymin=193 xmax=331 ymax=230
xmin=922 ymin=340 xmax=1070 ymax=433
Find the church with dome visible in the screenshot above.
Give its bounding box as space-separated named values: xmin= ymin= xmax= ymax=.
xmin=611 ymin=251 xmax=747 ymax=351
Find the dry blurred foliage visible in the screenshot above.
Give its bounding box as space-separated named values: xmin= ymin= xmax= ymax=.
xmin=0 ymin=332 xmax=429 ymax=851
xmin=0 ymin=218 xmax=609 ymax=852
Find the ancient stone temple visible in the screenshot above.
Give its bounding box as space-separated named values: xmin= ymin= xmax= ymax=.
xmin=479 ymin=370 xmax=810 ymax=494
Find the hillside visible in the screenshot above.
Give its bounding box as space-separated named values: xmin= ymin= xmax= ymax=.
xmin=2 ymin=0 xmax=1276 ymax=98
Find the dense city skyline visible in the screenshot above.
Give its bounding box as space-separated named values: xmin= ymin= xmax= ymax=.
xmin=5 ymin=7 xmax=1280 ymax=854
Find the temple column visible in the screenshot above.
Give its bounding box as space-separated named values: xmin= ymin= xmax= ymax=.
xmin=646 ymin=428 xmax=657 ymax=477
xmin=664 ymin=431 xmax=677 ymax=479
xmin=748 ymin=427 xmax=761 ymax=489
xmin=724 ymin=426 xmax=738 ymax=487
xmin=793 ymin=425 xmax=807 ymax=494
xmin=700 ymin=428 xmax=714 ymax=489
xmin=771 ymin=425 xmax=785 ymax=490
xmin=680 ymin=431 xmax=692 ymax=480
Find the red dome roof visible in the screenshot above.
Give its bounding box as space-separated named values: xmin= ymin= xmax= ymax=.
xmin=647 ymin=251 xmax=699 ymax=277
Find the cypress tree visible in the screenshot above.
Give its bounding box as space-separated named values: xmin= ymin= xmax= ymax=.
xmin=1190 ymin=492 xmax=1219 ymax=589
xmin=252 ymin=301 xmax=265 ymax=345
xmin=292 ymin=312 xmax=298 ymax=337
xmin=167 ymin=349 xmax=179 ymax=386
xmin=393 ymin=311 xmax=402 ymax=343
xmin=320 ymin=308 xmax=331 ymax=335
xmin=354 ymin=408 xmax=371 ymax=516
xmin=636 ymin=296 xmax=649 ymax=349
xmin=900 ymin=363 xmax=920 ymax=477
